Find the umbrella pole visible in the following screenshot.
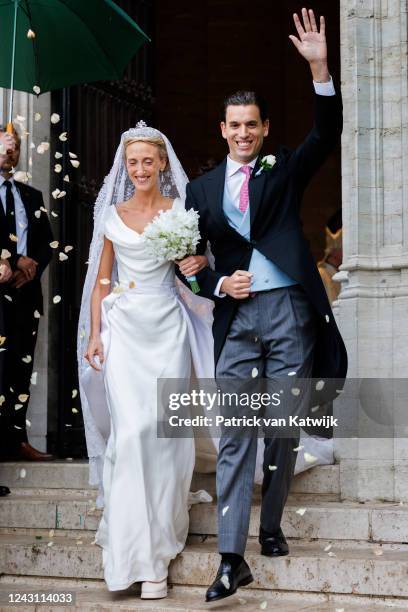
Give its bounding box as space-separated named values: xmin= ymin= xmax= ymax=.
xmin=7 ymin=0 xmax=19 ymax=134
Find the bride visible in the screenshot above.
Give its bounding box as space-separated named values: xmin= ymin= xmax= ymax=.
xmin=78 ymin=124 xmax=214 ymax=598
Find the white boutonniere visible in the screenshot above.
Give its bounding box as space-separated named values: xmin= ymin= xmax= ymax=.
xmin=255 ymin=154 xmax=276 ymax=177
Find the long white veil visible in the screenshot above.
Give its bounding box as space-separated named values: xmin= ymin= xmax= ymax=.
xmin=77 ymin=123 xmax=215 ymax=502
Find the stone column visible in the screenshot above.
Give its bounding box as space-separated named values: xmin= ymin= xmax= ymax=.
xmin=334 ymin=0 xmax=408 ymax=501
xmin=1 ymin=89 xmax=51 ymax=452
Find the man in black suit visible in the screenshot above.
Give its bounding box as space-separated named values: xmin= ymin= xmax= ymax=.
xmin=0 ymin=256 xmax=12 ymax=493
xmin=178 ymin=8 xmax=348 ymax=603
xmin=0 ymin=127 xmax=54 ymax=461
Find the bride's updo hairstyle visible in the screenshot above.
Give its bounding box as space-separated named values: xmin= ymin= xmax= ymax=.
xmin=123 ymin=135 xmax=169 ymax=169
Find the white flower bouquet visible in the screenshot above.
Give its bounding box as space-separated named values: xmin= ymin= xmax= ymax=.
xmin=143 ymin=206 xmax=202 ymax=293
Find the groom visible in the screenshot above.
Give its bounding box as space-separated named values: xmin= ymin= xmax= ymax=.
xmin=180 ymin=8 xmax=347 ymax=603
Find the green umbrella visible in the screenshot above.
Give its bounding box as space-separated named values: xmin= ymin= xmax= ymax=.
xmin=0 ymin=0 xmax=150 ymax=131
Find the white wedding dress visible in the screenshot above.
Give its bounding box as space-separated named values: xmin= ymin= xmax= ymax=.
xmin=94 ymin=200 xmax=195 ymax=590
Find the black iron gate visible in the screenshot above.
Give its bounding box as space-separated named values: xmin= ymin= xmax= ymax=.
xmin=48 ymin=0 xmax=155 ymax=457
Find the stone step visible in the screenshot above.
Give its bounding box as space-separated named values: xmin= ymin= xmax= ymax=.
xmin=1 ymin=577 xmax=407 ymax=611
xmin=0 ymin=461 xmax=340 ymax=496
xmin=0 ymin=493 xmax=406 ymax=543
xmin=1 ymin=534 xmax=407 ymax=598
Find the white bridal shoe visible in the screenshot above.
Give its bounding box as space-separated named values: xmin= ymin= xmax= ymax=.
xmin=141 ymin=578 xmax=168 ymax=599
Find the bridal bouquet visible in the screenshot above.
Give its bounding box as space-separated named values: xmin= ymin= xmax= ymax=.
xmin=143 ymin=206 xmax=201 ymax=293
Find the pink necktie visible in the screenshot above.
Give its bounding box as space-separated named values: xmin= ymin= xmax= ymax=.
xmin=239 ymin=165 xmax=251 ymax=213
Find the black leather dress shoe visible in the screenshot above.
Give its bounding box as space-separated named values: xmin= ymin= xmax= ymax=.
xmin=260 ymin=527 xmax=289 ymax=557
xmin=205 ymin=559 xmax=253 ymax=602
xmin=0 ymin=485 xmax=10 ymax=497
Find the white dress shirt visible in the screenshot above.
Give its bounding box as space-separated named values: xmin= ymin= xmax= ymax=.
xmin=213 ymin=78 xmax=336 ymax=297
xmin=0 ymin=175 xmax=28 ymax=257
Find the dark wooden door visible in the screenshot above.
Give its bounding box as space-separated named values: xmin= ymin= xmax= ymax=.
xmin=48 ymin=0 xmax=154 ymax=457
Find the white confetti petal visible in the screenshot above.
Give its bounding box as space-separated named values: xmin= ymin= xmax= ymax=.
xmin=18 ymin=394 xmax=29 ymax=403
xmin=26 ymin=419 xmax=31 ymax=428
xmin=70 ymin=159 xmax=80 ymax=168
xmin=1 ymin=249 xmax=11 ymax=259
xmin=304 ymin=452 xmax=318 ymax=464
xmin=220 ymin=575 xmax=230 ymax=590
xmin=34 ymin=112 xmax=41 ymax=121
xmin=27 ymin=29 xmax=36 ymax=39
xmin=51 ymin=211 xmax=59 ymax=218
xmin=55 ymin=151 xmax=63 ymax=159
xmin=59 ymin=132 xmax=68 ymax=142
xmin=288 ymin=371 xmax=297 ymax=376
xmin=50 ymin=241 xmax=59 ymax=249
xmin=316 ymin=380 xmax=325 ymax=391
xmin=64 ymin=245 xmax=73 ymax=253
xmin=53 ymin=295 xmax=62 ymax=304
xmin=222 ymin=505 xmax=229 ymax=516
xmin=268 ymin=465 xmax=277 ymax=471
xmin=296 ymin=507 xmax=307 ymax=516
xmin=0 ymin=396 xmax=5 ymax=406
xmin=291 ymin=387 xmax=300 ymax=396
xmin=63 ymin=174 xmax=70 ymax=182
xmin=57 ymin=190 xmax=66 ymax=198
xmin=54 ymin=164 xmax=62 ymax=173
xmin=52 ymin=189 xmax=60 ymax=199
xmin=72 ymin=389 xmax=78 ymax=399
xmin=69 ymin=152 xmax=78 ymax=159
xmin=328 ymin=551 xmax=336 ymax=557
xmin=47 ymin=541 xmax=54 ymax=547
xmin=59 ymin=252 xmax=68 ymax=261
xmin=22 ymin=355 xmax=32 ymax=363
xmin=324 ymin=544 xmax=332 ymax=552
xmin=14 ymin=404 xmax=23 ymax=410
xmin=325 ymin=314 xmax=330 ymax=323
xmin=33 ymin=85 xmax=41 ymax=95
xmin=34 ymin=310 xmax=41 ymax=319
xmin=251 ymin=367 xmax=258 ymax=378
xmin=51 ymin=113 xmax=61 ymax=124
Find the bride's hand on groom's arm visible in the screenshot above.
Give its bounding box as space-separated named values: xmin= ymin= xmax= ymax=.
xmin=177 ymin=255 xmax=208 ymax=277
xmin=85 ymin=335 xmax=104 ymax=371
xmin=220 ymin=271 xmax=252 ymax=300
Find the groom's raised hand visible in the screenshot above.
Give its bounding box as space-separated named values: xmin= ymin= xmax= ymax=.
xmin=289 ymin=8 xmax=330 ymax=83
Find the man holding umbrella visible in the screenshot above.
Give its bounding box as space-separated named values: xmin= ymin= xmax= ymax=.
xmin=0 ymin=128 xmax=54 ymax=461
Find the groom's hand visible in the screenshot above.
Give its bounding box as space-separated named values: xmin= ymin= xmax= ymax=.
xmin=221 ymin=271 xmax=252 ymax=300
xmin=289 ymin=8 xmax=330 ymax=83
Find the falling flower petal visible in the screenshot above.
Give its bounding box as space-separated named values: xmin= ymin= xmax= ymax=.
xmin=33 ymin=85 xmax=41 ymax=95
xmin=59 ymin=252 xmax=68 ymax=262
xmin=22 ymin=355 xmax=32 ymax=363
xmin=51 ymin=113 xmax=60 ymax=124
xmin=222 ymin=505 xmax=229 ymax=516
xmin=291 ymin=387 xmax=300 ymax=396
xmin=311 ymin=405 xmax=320 ymax=413
xmin=268 ymin=465 xmax=277 ymax=471
xmin=296 ymin=508 xmax=307 ymax=516
xmin=70 ymin=159 xmax=80 ymax=168
xmin=63 ymin=174 xmax=70 ymax=182
xmin=288 ymin=371 xmax=297 ymax=376
xmin=5 ymin=295 xmax=12 ymax=302
xmin=72 ymin=389 xmax=78 ymax=399
xmin=0 ymin=396 xmax=5 ymax=406
xmin=55 ymin=151 xmax=63 ymax=159
xmin=327 ymin=551 xmax=336 ymax=557
xmin=251 ymin=367 xmax=258 ymax=378
xmin=57 ymin=190 xmax=66 ymax=198
xmin=324 ymin=544 xmax=332 ymax=552
xmin=64 ymin=245 xmax=73 ymax=253
xmin=53 ymin=295 xmax=62 ymax=304
xmin=47 ymin=541 xmax=54 ymax=547
xmin=316 ymin=380 xmax=325 ymax=391
xmin=59 ymin=132 xmax=68 ymax=141
xmin=50 ymin=240 xmax=59 ymax=249
xmin=325 ymin=314 xmax=330 ymax=323
xmin=14 ymin=404 xmax=23 ymax=410
xmin=52 ymin=189 xmax=61 ymax=199
xmin=31 ymin=372 xmax=38 ymax=385
xmin=51 ymin=211 xmax=59 ymax=218
xmin=54 ymin=164 xmax=62 ymax=173
xmin=18 ymin=394 xmax=29 ymax=403
xmin=34 ymin=310 xmax=41 ymax=319
xmin=220 ymin=575 xmax=230 ymax=589
xmin=304 ymin=452 xmax=318 ymax=464
xmin=34 ymin=112 xmax=41 ymax=121
xmin=27 ymin=29 xmax=36 ymax=38
xmin=69 ymin=152 xmax=78 ymax=159
xmin=72 ymin=407 xmax=78 ymax=414
xmin=19 ymin=468 xmax=26 ymax=479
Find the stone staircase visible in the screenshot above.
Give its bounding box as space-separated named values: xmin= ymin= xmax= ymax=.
xmin=0 ymin=461 xmax=407 ymax=610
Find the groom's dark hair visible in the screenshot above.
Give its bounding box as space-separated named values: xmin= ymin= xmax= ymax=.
xmin=222 ymin=91 xmax=269 ymax=123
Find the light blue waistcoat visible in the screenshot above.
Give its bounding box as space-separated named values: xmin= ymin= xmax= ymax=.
xmin=222 ymin=187 xmax=296 ymax=292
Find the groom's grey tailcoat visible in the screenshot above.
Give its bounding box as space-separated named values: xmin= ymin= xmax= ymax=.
xmin=181 ymin=90 xmax=347 ymax=405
